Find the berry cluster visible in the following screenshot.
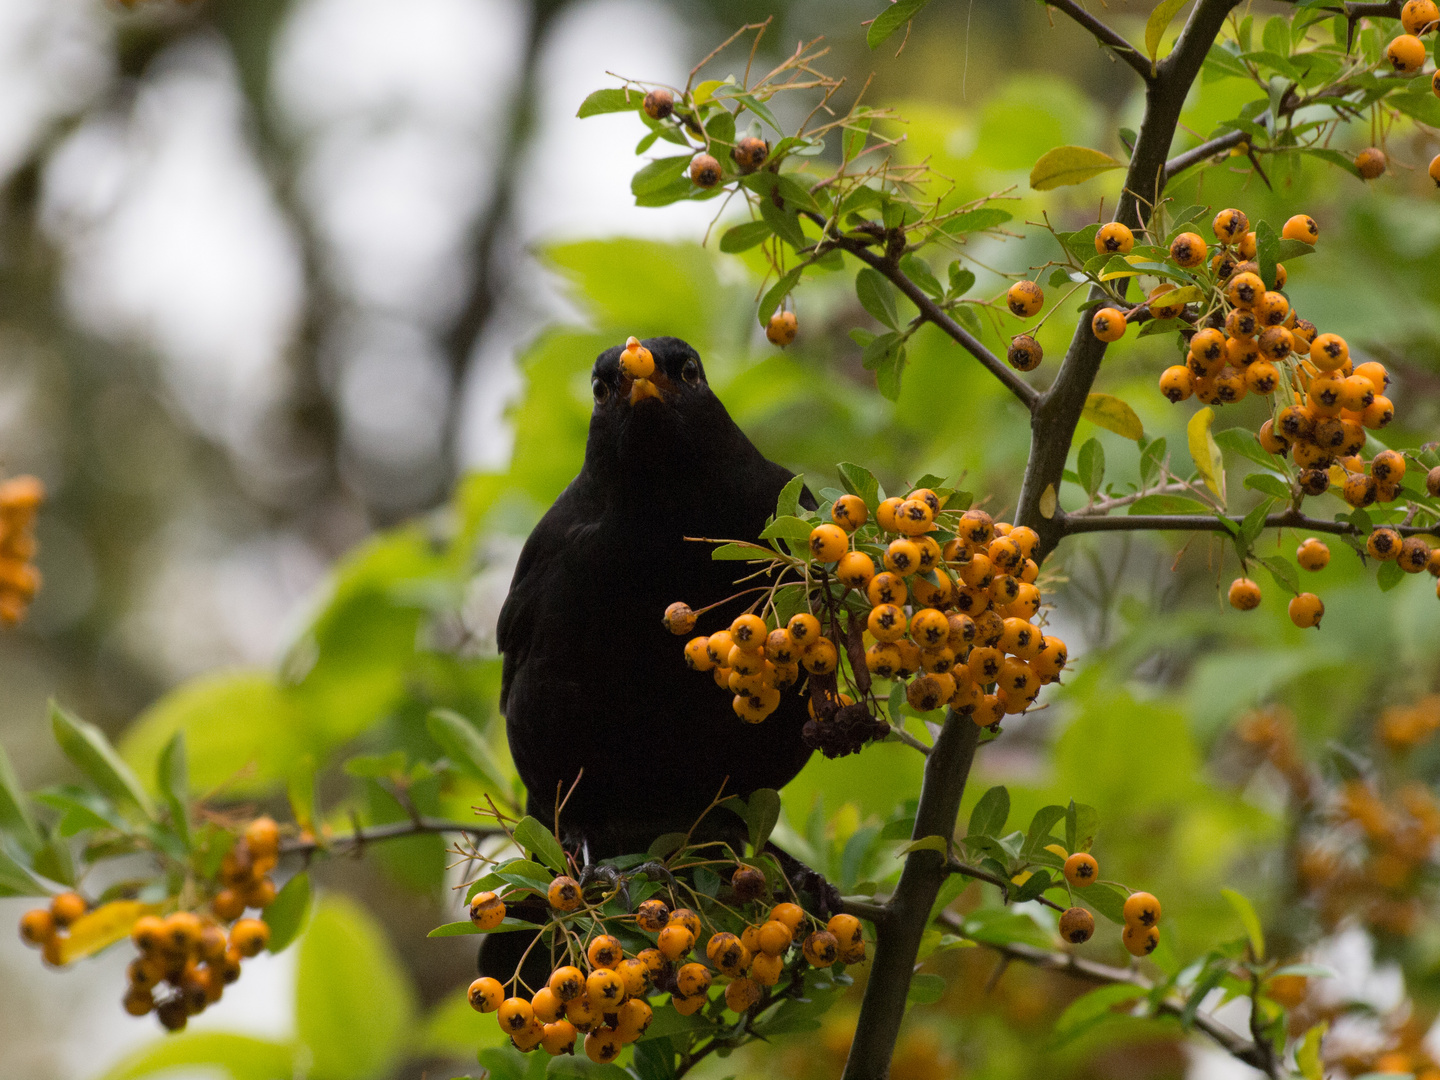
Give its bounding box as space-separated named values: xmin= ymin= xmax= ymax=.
xmin=1056 ymin=849 xmax=1163 ymax=957
xmin=0 ymin=475 xmax=44 ymax=626
xmin=668 ymin=482 xmax=1069 ymax=755
xmin=15 ymin=815 xmax=281 ymax=1030
xmin=463 ymin=867 xmax=865 ymax=1061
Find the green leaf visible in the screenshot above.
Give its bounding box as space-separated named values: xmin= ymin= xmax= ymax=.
xmin=1139 ymin=437 xmax=1167 ymax=489
xmin=746 ymin=788 xmax=782 ymax=857
xmin=947 ymin=263 xmax=977 ymax=297
xmin=1244 ymin=474 xmax=1290 ymax=500
xmin=1013 ymin=869 xmax=1053 ymax=902
xmin=1221 ymin=887 xmax=1265 ymax=959
xmin=1255 ymin=219 xmax=1280 ymax=290
xmin=157 ymin=731 xmax=189 ymax=849
xmin=287 ymin=756 xmax=316 ymax=836
xmin=514 ymin=816 xmax=567 ymax=874
xmin=647 ymin=832 xmax=689 ymax=859
xmin=775 ymin=474 xmax=806 ymax=520
xmin=1064 ymin=800 xmax=1098 ymax=853
xmin=906 ymin=972 xmax=946 ymax=1004
xmin=1082 ymin=393 xmax=1144 ymax=441
xmin=868 ymin=0 xmax=933 ymax=49
xmin=760 ymin=515 xmax=815 ymax=543
xmin=710 ymin=542 xmax=772 ymax=561
xmin=631 ymin=155 xmax=693 ymax=198
xmin=1082 ymin=881 xmax=1129 ymax=924
xmin=97 ymin=1034 xmax=295 ymax=1080
xmin=719 ymin=220 xmax=772 ymax=253
xmin=296 ymin=895 xmax=415 ymax=1080
xmin=968 ymin=786 xmax=1009 ymax=838
xmin=837 ymin=462 xmax=881 ymax=510
xmin=760 ymin=199 xmax=808 ymax=251
xmin=0 ymin=740 xmax=39 ymax=846
xmin=1030 ymin=146 xmax=1124 ymax=191
xmin=939 ymin=208 xmax=1013 ymax=235
xmin=1187 ymin=407 xmax=1226 ymax=505
xmin=1146 ymin=0 xmax=1192 ymax=63
xmin=427 ymin=917 xmax=538 ymax=937
xmin=1376 ymin=559 xmax=1405 ymax=592
xmin=576 ymin=87 xmax=640 ymax=118
xmin=51 ymin=702 xmax=156 ymax=820
xmin=1050 ymin=983 xmax=1147 ymax=1048
xmin=1128 ymin=494 xmax=1213 ymax=515
xmin=1239 ymin=499 xmax=1272 ymax=548
xmin=263 ymin=871 xmax=311 ymax=953
xmin=843 ymin=118 xmax=870 ymax=162
xmin=1297 ymin=1022 xmax=1328 ymax=1080
xmin=1258 ymin=555 xmax=1300 ymax=597
xmin=899 ymin=254 xmax=944 ymax=299
xmin=897 ymin=835 xmax=949 ymax=856
xmin=1023 ymin=806 xmax=1067 ymax=853
xmin=856 ymin=268 xmax=899 ymax=329
xmin=1077 ymin=438 xmax=1105 ymax=499
xmin=759 ymin=266 xmax=802 ymax=327
xmin=426 ymin=708 xmax=511 ymax=794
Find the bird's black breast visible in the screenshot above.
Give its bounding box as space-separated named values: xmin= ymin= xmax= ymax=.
xmin=496 ymin=444 xmax=814 ymax=855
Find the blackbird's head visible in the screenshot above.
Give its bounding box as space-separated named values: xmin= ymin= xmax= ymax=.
xmin=587 ymin=336 xmax=736 ymax=477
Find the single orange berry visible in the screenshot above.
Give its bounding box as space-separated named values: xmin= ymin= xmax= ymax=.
xmin=1213 ymin=208 xmax=1249 ymax=243
xmin=1063 ymin=852 xmax=1099 ymax=887
xmin=832 ymin=493 xmax=868 ymax=531
xmin=1095 ymin=222 xmax=1135 ymax=254
xmin=1123 ymin=891 xmax=1162 ymax=928
xmin=1288 ymin=592 xmax=1324 ymax=628
xmin=1059 ymin=906 xmax=1095 ymax=944
xmin=767 ymin=310 xmax=798 ymax=346
xmin=469 ymin=891 xmax=506 ymax=931
xmin=808 ymin=523 xmax=849 ymax=563
xmin=548 ymin=875 xmax=583 ymax=912
xmin=1355 ymin=147 xmax=1387 ymax=180
xmin=689 ymin=153 xmax=722 ymax=188
xmin=49 ymin=892 xmax=87 ymax=928
xmin=468 ymin=976 xmax=504 ymax=1013
xmin=662 ymin=601 xmax=696 ymax=635
xmin=1296 ymin=538 xmax=1330 ymax=571
xmin=1123 ymin=923 xmax=1160 ymax=957
xmin=1091 ymin=307 xmax=1126 ymax=342
xmin=229 ymin=918 xmax=269 ymax=958
xmin=1228 ymin=578 xmax=1262 ymax=611
xmin=1006 ymin=280 xmax=1044 ymax=318
xmin=1386 ymin=33 xmax=1427 ymax=72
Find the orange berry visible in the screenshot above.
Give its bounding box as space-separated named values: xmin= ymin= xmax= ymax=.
xmin=683 ymin=636 xmax=714 ymax=672
xmin=1008 ymin=334 xmax=1043 ymax=372
xmin=786 ymin=613 xmax=820 ymax=646
xmin=1355 ymin=147 xmax=1387 ymax=180
xmin=802 ymin=929 xmax=839 ymax=967
xmin=1091 ymin=307 xmax=1126 ymax=342
xmin=1297 ymin=538 xmax=1330 ymax=571
xmin=1288 ymin=592 xmax=1324 ymax=628
xmin=548 ymin=875 xmax=583 ymax=912
xmin=658 ymin=924 xmax=694 ymax=960
xmin=1169 ymin=231 xmax=1207 ymax=268
xmin=1095 ymin=222 xmax=1135 ymax=253
xmin=643 ymin=89 xmax=674 ymax=120
xmin=229 ymin=917 xmax=269 ymax=958
xmin=541 ymin=1019 xmax=578 ymax=1055
xmin=49 ymin=892 xmax=87 ymax=927
xmin=1123 ymin=923 xmax=1160 ymax=957
xmin=1213 ymin=208 xmax=1249 ymax=242
xmin=468 ymin=976 xmax=504 ymax=1012
xmin=757 ymin=919 xmax=793 ymax=956
xmin=1123 ymin=891 xmax=1162 ymax=928
xmin=1282 ymin=215 xmax=1318 ymax=244
xmin=1228 ymin=577 xmax=1262 ymax=611
xmin=469 ymin=891 xmax=506 ymax=931
xmin=587 ymin=933 xmax=623 ymax=969
xmin=1159 ymin=365 xmax=1193 ymax=403
xmin=725 ymin=977 xmax=762 ymax=1013
xmin=1063 ymin=852 xmax=1098 ymax=887
xmin=832 ymin=493 xmax=868 ymax=531
xmin=548 ymin=965 xmax=585 ymax=1002
xmin=1006 ymin=280 xmax=1044 ymax=317
xmin=689 ymin=153 xmax=722 ymax=188
xmin=19 ymin=908 xmax=55 ymax=946
xmin=498 ymin=996 xmax=535 ymax=1033
xmin=1407 ymin=0 xmax=1440 ymax=33
xmin=766 ymin=310 xmax=798 ymax=347
xmin=883 ymin=538 xmax=921 ymax=576
xmin=662 ymin=601 xmax=697 ymax=635
xmin=1386 ymin=33 xmax=1427 ymax=72
xmin=1059 ymin=906 xmax=1095 ymax=944
xmin=586 ymin=967 xmax=626 ymax=1007
xmin=1227 ymin=272 xmax=1264 ymax=308
xmin=243 ymin=817 xmax=281 ymax=858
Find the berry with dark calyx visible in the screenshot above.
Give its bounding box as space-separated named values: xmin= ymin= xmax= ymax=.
xmin=1096 ymin=222 xmax=1135 ymax=253
xmin=1123 ymin=923 xmax=1160 ymax=957
xmin=802 ymin=930 xmax=839 ymax=967
xmin=726 ymin=977 xmax=762 ymax=1013
xmin=731 ymin=864 xmax=767 ymax=901
xmin=1399 ymin=537 xmax=1431 ymax=574
xmin=122 ymin=987 xmax=154 ymax=1017
xmin=586 ymin=967 xmax=626 ymax=1007
xmin=767 ymin=310 xmax=798 ymax=346
xmin=1091 ymin=307 xmax=1126 ymax=343
xmin=1282 ymin=215 xmax=1319 ymax=244
xmin=1148 ymin=284 xmax=1186 ymax=318
xmin=1356 ymin=147 xmax=1387 ymax=179
xmin=541 ymin=1019 xmax=578 ymax=1055
xmin=230 ymin=918 xmax=269 ymax=958
xmin=832 ymin=493 xmax=868 ymax=531
xmin=1169 ymin=231 xmax=1207 ymax=268
xmin=1386 ymin=33 xmax=1427 ymax=72
xmin=1059 ymin=906 xmax=1095 ymax=944
xmin=731 ymin=137 xmax=769 ymax=172
xmin=19 ymin=908 xmax=55 ymax=946
xmin=1008 ymin=334 xmax=1043 ymax=371
xmin=470 ymin=891 xmax=506 ymax=931
xmin=1123 ymin=892 xmax=1162 ymax=928
xmin=1371 ymin=449 xmax=1405 ymax=485
xmin=1298 ymin=469 xmax=1330 ymax=497
xmin=689 ymin=153 xmax=722 ymax=188
xmin=809 ymin=523 xmax=849 ymax=563
xmin=643 ymin=88 xmax=674 ymax=120
xmin=548 ymin=876 xmax=583 ymax=912
xmin=1402 ymin=0 xmax=1438 ymax=35
xmin=836 ymin=550 xmax=875 ymax=589
xmin=662 ymin=601 xmax=696 ymax=636
xmin=588 ymin=933 xmax=624 ymax=969
xmin=469 ymin=976 xmax=504 ymax=1013
xmin=1159 ymin=366 xmax=1193 ymax=402
xmin=1063 ymin=852 xmax=1098 ymax=887
xmin=50 ymin=892 xmax=87 ymax=927
xmin=156 ymin=997 xmax=189 ymax=1032
xmin=1228 ymin=577 xmax=1262 ymax=612
xmin=1213 ymin=207 xmax=1249 ymax=242
xmin=658 ymin=924 xmax=694 ymax=960
xmin=1368 ymin=528 xmax=1402 ymax=561
xmin=549 ymin=965 xmax=585 ymax=1002
xmin=1007 ymin=280 xmax=1045 ymax=318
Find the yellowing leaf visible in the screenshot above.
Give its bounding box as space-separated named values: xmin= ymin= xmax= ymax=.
xmin=1146 ymin=0 xmax=1192 ymax=64
xmin=1011 ymin=870 xmax=1033 ymax=887
xmin=897 ymin=835 xmax=950 ymax=856
xmin=1187 ymin=407 xmax=1226 ymax=504
xmin=1221 ymin=887 xmax=1265 ymax=960
xmin=1039 ymin=483 xmax=1058 ymax=519
xmin=1029 ymin=146 xmax=1124 ymax=191
xmin=1164 ymin=285 xmax=1206 ymax=305
xmin=1297 ymin=1022 xmax=1328 ymax=1080
xmin=1098 ymin=267 xmax=1141 ymax=281
xmin=1044 ymin=843 xmax=1070 ymax=859
xmin=59 ymin=900 xmax=161 ymax=964
xmin=1081 ymin=393 xmax=1144 ymax=441
xmin=692 ymin=79 xmax=726 ymax=105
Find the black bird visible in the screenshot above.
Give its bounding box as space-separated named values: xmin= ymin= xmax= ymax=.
xmin=495 ymin=336 xmax=814 ymax=859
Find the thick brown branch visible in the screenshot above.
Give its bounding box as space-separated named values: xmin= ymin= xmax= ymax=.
xmin=1045 ymin=0 xmax=1155 ymax=81
xmin=936 ymin=912 xmax=1282 ymax=1077
xmin=1061 ymin=507 xmax=1437 ymax=538
xmin=835 ymin=237 xmax=1041 ymax=410
xmin=840 ymin=716 xmax=980 ymax=1080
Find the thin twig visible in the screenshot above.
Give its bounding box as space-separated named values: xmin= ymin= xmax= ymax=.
xmin=279 ymin=817 xmax=506 ymax=857
xmin=1045 ymin=0 xmax=1155 ymax=81
xmin=1062 ymin=507 xmax=1436 ymax=538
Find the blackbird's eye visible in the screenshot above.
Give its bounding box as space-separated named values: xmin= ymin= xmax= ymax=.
xmin=592 ymin=377 xmax=609 ymax=403
xmin=681 ymin=359 xmax=701 ymax=386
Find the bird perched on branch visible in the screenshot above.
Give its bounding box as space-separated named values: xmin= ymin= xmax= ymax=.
xmin=495 ymin=336 xmax=814 ymax=860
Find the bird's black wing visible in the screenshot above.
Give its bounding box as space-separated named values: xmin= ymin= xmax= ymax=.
xmin=496 ymin=473 xmax=602 ymax=714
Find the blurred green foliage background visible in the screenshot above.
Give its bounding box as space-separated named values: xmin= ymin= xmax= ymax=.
xmin=2 ymin=0 xmax=1440 ymax=1077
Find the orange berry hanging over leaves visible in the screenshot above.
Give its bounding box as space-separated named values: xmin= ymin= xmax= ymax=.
xmin=468 ymin=976 xmax=504 ymax=1012
xmin=588 ymin=933 xmax=624 ymax=969
xmin=767 ymin=310 xmax=798 ymax=346
xmin=662 ymin=601 xmax=696 ymax=635
xmin=1123 ymin=923 xmax=1160 ymax=957
xmin=809 ymin=523 xmax=849 ymax=563
xmin=1063 ymin=852 xmax=1098 ymax=887
xmin=732 ymin=137 xmax=769 ymax=172
xmin=470 ymin=891 xmax=506 ymax=930
xmin=1091 ymin=307 xmax=1126 ymax=342
xmin=620 ymin=337 xmax=655 ymax=378
xmin=1213 ymin=207 xmax=1249 ymax=243
xmin=1282 ymin=214 xmax=1318 ymax=244
xmin=1007 ymin=334 xmax=1043 ymax=372
xmin=643 ymin=88 xmax=674 ymax=120
xmin=836 ymin=550 xmax=875 ymax=589
xmin=1355 ymin=147 xmax=1387 ymax=180
xmin=730 ymin=613 xmax=766 ymax=648
xmin=689 ymin=153 xmax=722 ymax=188
xmin=1228 ymin=578 xmax=1262 ymax=611
xmin=548 ymin=875 xmax=583 ymax=912
xmin=1159 ymin=366 xmax=1193 ymax=403
xmin=1059 ymin=906 xmax=1094 ymax=944
xmin=549 ymin=965 xmax=585 ymax=1002
xmin=1296 ymin=538 xmax=1330 ymax=571
xmin=1288 ymin=592 xmax=1324 ymax=628
xmin=1095 ymin=222 xmax=1135 ymax=254
xmin=1006 ymin=280 xmax=1044 ymax=318
xmin=832 ymin=493 xmax=868 ymax=531
xmin=1386 ymin=33 xmax=1427 ymax=72
xmin=1169 ymin=231 xmax=1207 ymax=268
xmin=1123 ymin=891 xmax=1162 ymax=928
xmin=1401 ymin=0 xmax=1439 ymax=34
